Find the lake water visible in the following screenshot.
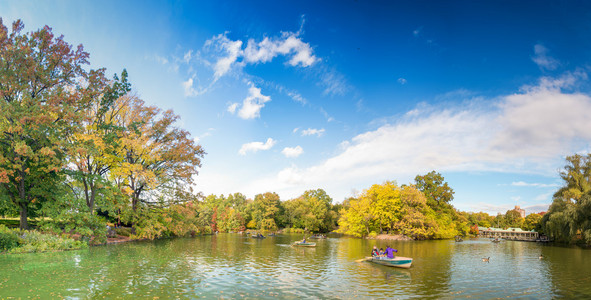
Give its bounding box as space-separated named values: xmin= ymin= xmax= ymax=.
xmin=1 ymin=233 xmax=590 ymax=299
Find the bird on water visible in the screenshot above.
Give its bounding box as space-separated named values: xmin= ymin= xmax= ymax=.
xmin=482 ymin=257 xmax=490 ymax=262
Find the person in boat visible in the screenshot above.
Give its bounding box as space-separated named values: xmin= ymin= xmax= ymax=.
xmin=379 ymin=248 xmax=385 ymax=257
xmin=385 ymin=246 xmax=397 ymax=259
xmin=371 ymin=246 xmax=379 ymax=257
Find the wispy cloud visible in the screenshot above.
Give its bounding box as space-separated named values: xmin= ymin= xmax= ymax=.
xmin=182 ymin=77 xmax=201 ymax=97
xmin=398 ymin=78 xmax=407 ymax=85
xmin=204 ymin=33 xmax=244 ymax=81
xmin=301 ymin=128 xmax=325 ymax=137
xmin=239 ymin=138 xmax=276 ymax=155
xmin=319 ymin=67 xmax=348 ymax=96
xmin=282 ymin=146 xmax=303 ymax=158
xmin=193 ymin=128 xmax=215 ymax=143
xmin=511 ymin=181 xmax=559 ymax=188
xmin=532 ymin=44 xmax=559 ymax=70
xmin=227 ymin=84 xmax=271 ymax=119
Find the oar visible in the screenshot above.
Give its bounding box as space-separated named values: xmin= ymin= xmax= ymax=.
xmin=355 ymin=257 xmax=372 ymax=263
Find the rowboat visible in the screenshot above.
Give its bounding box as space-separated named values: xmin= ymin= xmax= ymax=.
xmin=292 ymin=241 xmax=316 ymax=247
xmin=251 ymin=234 xmax=265 ymax=239
xmin=367 ymin=256 xmax=413 ymax=269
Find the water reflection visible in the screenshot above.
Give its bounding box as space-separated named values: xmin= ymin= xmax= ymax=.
xmin=0 ymin=235 xmax=590 ymax=298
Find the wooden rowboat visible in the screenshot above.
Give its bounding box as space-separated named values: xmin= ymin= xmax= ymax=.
xmin=292 ymin=241 xmax=316 ymax=247
xmin=367 ymin=256 xmax=413 ymax=269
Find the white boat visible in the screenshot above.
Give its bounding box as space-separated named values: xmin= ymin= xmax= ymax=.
xmin=367 ymin=256 xmax=413 ymax=269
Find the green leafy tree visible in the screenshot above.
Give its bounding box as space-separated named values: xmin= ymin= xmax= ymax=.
xmin=541 ymin=154 xmax=591 ymax=245
xmin=251 ymin=192 xmax=281 ymax=230
xmin=0 ymin=19 xmax=101 ymax=229
xmin=414 ymin=171 xmax=455 ymax=211
xmin=504 ymin=209 xmax=524 ymax=228
xmin=68 ymin=70 xmax=131 ymax=213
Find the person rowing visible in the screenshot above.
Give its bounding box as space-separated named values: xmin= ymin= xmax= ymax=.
xmin=385 ymin=246 xmax=398 ymax=259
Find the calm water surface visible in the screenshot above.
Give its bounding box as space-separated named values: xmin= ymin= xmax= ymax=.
xmin=1 ymin=234 xmax=590 ymax=299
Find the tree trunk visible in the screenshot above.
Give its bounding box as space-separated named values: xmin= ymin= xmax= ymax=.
xmin=19 ymin=201 xmax=29 ymax=230
xmin=18 ymin=168 xmax=28 ymax=230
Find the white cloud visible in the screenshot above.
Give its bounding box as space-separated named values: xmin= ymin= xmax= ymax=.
xmin=204 ymin=33 xmax=243 ymax=81
xmin=239 ymin=72 xmax=591 ymax=201
xmin=243 ymin=32 xmax=318 ymax=67
xmin=182 ymin=77 xmax=198 ymax=97
xmin=282 ymin=146 xmax=303 ymax=158
xmin=532 ymin=44 xmax=559 ymax=70
xmin=227 ymin=102 xmax=239 ymax=114
xmin=230 ymin=85 xmax=271 ymax=119
xmin=301 ymin=128 xmax=325 ymax=137
xmin=203 ymin=30 xmax=318 ymax=84
xmin=511 ymin=181 xmax=558 ymax=188
xmin=183 ymin=50 xmax=193 ymax=63
xmin=293 ymin=127 xmax=300 ymax=133
xmin=398 ymin=78 xmax=407 ymax=85
xmin=239 ymin=138 xmax=276 ymax=155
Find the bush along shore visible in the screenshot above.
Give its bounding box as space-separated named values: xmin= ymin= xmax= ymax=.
xmin=0 ymin=225 xmax=87 ymax=254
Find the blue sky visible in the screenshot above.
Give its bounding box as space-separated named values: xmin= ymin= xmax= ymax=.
xmin=2 ymin=0 xmax=591 ymax=215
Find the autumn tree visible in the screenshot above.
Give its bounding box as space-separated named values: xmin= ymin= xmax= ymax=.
xmin=522 ymin=213 xmax=542 ymax=231
xmin=0 ymin=19 xmax=102 ymax=229
xmin=68 ymin=70 xmax=131 ymax=213
xmin=110 ymin=95 xmax=205 ymax=216
xmin=251 ymin=192 xmax=281 ymax=230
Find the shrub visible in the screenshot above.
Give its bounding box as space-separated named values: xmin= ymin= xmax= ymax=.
xmin=0 ymin=225 xmax=20 ymax=251
xmin=115 ymin=227 xmax=132 ymax=237
xmin=8 ymin=230 xmax=87 ymax=254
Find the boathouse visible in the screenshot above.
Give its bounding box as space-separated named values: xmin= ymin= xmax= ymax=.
xmin=477 ymin=227 xmax=539 ymax=241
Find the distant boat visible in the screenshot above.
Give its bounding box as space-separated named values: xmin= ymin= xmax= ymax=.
xmin=292 ymin=241 xmax=316 ymax=247
xmin=251 ymin=233 xmax=265 ymax=239
xmin=491 ymin=238 xmax=500 ymax=243
xmin=309 ymin=234 xmax=326 ymax=239
xmin=455 ymin=236 xmax=463 ymax=242
xmin=366 ymin=256 xmax=413 ymax=269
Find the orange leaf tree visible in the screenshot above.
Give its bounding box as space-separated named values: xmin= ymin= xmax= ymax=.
xmin=0 ymin=19 xmax=103 ymax=229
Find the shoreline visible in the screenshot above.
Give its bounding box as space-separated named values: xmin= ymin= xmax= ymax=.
xmin=366 ymin=234 xmax=413 ymax=241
